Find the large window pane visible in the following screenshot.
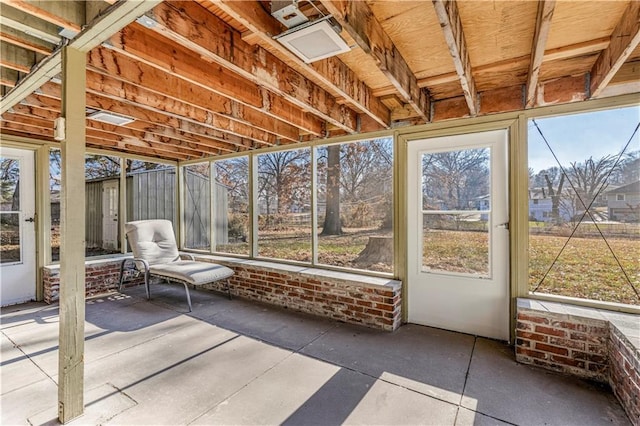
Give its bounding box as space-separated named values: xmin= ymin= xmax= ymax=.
xmin=49 ymin=150 xmax=60 ymax=261
xmin=421 ymin=147 xmax=490 ymax=276
xmin=85 ymin=154 xmax=121 ymax=257
xmin=1 ymin=156 xmax=20 ymax=263
xmin=316 ymin=138 xmax=394 ymax=273
xmin=214 ymin=157 xmax=250 ymax=255
xmin=257 ymin=149 xmax=311 ymax=262
xmin=528 ymin=106 xmax=640 ymax=305
xmin=184 ymin=163 xmax=210 ymax=250
xmin=126 ymin=160 xmax=177 ymax=246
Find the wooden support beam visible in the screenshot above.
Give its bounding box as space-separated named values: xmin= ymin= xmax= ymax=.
xmin=1 ymin=43 xmax=38 ymax=72
xmin=146 ymin=2 xmax=362 ymax=134
xmin=590 ymin=0 xmax=640 ymax=97
xmin=58 ymin=45 xmax=86 ymax=424
xmin=4 ymin=0 xmax=84 ymax=33
xmin=0 ymin=4 xmax=62 ymax=44
xmin=526 ymin=0 xmax=556 ymax=108
xmin=107 ymin=22 xmax=333 ymax=135
xmin=87 ymin=46 xmax=300 ymax=142
xmin=320 ymin=0 xmax=430 ymax=122
xmin=25 ymin=88 xmax=258 ymax=151
xmin=1 ymin=0 xmax=162 ymax=115
xmin=208 ymin=0 xmax=390 ymax=128
xmin=0 ymin=29 xmax=54 ymax=55
xmin=432 ymin=0 xmax=478 ymax=116
xmin=0 ymin=67 xmax=19 ymax=87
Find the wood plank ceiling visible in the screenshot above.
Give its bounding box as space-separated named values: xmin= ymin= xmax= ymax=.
xmin=1 ymin=0 xmax=639 ymax=162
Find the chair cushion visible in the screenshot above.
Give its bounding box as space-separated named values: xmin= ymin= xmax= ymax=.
xmin=125 ymin=220 xmax=179 ymax=266
xmin=149 ymin=261 xmax=234 ymax=286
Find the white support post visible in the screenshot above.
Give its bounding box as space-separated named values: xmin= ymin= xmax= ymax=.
xmin=58 ymin=45 xmax=86 ymax=424
xmin=250 ymin=154 xmax=258 ymax=257
xmin=119 ymin=157 xmax=127 ymax=253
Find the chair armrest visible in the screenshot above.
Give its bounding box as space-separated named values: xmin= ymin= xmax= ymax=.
xmin=118 ymin=258 xmax=150 ymax=291
xmin=180 ymin=253 xmax=195 ymax=261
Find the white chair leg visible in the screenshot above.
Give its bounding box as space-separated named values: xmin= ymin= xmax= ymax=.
xmin=181 ymin=282 xmax=193 ymax=312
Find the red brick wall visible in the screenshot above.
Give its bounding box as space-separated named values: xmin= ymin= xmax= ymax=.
xmin=42 ymin=260 xmax=144 ymax=304
xmin=610 ymin=327 xmax=640 ymax=425
xmin=516 ymin=301 xmax=640 ymax=424
xmin=516 ymin=309 xmax=609 ymax=381
xmin=200 ymin=260 xmax=402 ymax=331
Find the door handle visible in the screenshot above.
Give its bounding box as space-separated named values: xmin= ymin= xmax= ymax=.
xmin=25 ymin=217 xmax=35 ymax=223
xmin=496 ymin=222 xmax=509 ymax=230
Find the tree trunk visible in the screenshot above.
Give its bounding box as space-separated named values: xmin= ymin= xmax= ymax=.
xmin=354 ymin=236 xmax=393 ymax=266
xmin=321 ymin=145 xmax=342 ymax=235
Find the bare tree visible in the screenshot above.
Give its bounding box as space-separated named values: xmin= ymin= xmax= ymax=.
xmin=257 ymin=149 xmax=310 ymax=216
xmin=321 ymin=144 xmax=342 ymax=235
xmin=568 ymin=155 xmax=618 ymax=214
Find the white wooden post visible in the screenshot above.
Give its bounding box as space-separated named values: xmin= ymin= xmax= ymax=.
xmin=58 ymin=45 xmax=86 ymax=423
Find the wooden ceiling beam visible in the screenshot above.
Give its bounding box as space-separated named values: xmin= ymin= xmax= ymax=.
xmin=0 ymin=43 xmax=38 ymax=73
xmin=590 ymin=0 xmax=640 ymax=98
xmin=321 ymin=0 xmax=430 ymax=122
xmin=3 ymin=0 xmax=83 ymax=33
xmin=432 ymin=0 xmax=478 ymax=116
xmin=8 ymin=100 xmax=241 ymax=154
xmin=526 ymin=0 xmax=556 ymax=108
xmin=208 ymin=0 xmax=390 ymax=129
xmin=1 ymin=0 xmax=163 ymax=115
xmin=1 ymin=67 xmax=19 ymax=87
xmin=147 ymin=2 xmax=360 ymax=134
xmin=0 ymin=5 xmax=62 ymax=44
xmin=1 ymin=112 xmax=195 ymax=160
xmin=88 ymin=46 xmax=300 ymax=142
xmin=0 ymin=29 xmax=54 ymax=55
xmin=28 ymin=87 xmax=257 ymax=152
xmin=107 ymin=23 xmax=332 ymax=136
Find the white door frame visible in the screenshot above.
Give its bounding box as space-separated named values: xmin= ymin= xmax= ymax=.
xmin=406 ymin=128 xmax=510 ymax=340
xmin=1 ymin=147 xmax=36 ymax=306
xmin=102 ymin=179 xmax=119 ymax=251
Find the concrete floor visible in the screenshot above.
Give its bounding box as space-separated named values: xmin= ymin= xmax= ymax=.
xmin=1 ymin=283 xmax=631 ymax=426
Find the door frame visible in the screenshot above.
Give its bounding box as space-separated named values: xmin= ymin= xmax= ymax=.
xmin=397 ymin=119 xmax=522 ymax=342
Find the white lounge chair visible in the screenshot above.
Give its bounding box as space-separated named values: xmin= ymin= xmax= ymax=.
xmin=118 ymin=219 xmax=234 ymax=311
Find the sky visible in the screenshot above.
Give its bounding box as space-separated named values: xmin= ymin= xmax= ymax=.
xmin=528 ymin=105 xmax=640 ymax=173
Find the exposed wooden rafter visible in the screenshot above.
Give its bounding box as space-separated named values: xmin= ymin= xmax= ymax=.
xmin=526 ymin=0 xmax=556 ymax=108
xmin=432 ymin=0 xmax=478 ymax=116
xmin=106 ymin=23 xmax=340 ymax=136
xmin=146 ymin=2 xmax=360 ymax=134
xmin=321 ymin=0 xmax=430 ymax=122
xmin=590 ymin=0 xmax=640 ymax=98
xmin=1 ymin=0 xmax=163 ymax=115
xmin=0 ymin=30 xmax=53 ymax=55
xmin=208 ymin=0 xmax=391 ymax=128
xmin=3 ymin=0 xmax=83 ymax=33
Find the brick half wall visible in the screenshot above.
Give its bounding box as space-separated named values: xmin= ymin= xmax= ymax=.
xmin=516 ymin=299 xmax=640 ymax=425
xmin=196 ymin=256 xmax=402 ymax=331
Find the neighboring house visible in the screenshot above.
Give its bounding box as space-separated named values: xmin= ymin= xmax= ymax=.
xmin=528 ymin=187 xmax=573 ymax=223
xmin=604 ymin=181 xmax=640 ymax=222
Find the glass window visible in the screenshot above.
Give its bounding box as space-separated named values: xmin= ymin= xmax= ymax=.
xmin=85 ymin=154 xmax=121 ymax=257
xmin=213 ymin=156 xmax=250 ymax=255
xmin=184 ymin=163 xmax=210 ymax=250
xmin=50 ymin=149 xmax=60 ymax=261
xmin=528 ymin=106 xmax=640 ymax=305
xmin=1 ymin=156 xmax=21 ymax=263
xmin=421 ymin=147 xmax=490 ymax=276
xmin=316 ymin=138 xmax=394 ymax=273
xmin=257 ymin=148 xmax=311 ymax=262
xmin=125 ymin=160 xmax=177 ymax=245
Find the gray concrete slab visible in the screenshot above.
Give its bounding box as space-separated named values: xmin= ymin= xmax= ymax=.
xmin=27 ymin=383 xmax=138 ymax=426
xmin=0 ymin=286 xmax=631 ymax=426
xmin=200 ymin=297 xmax=338 ymax=351
xmin=1 ymin=333 xmax=50 ymax=394
xmin=301 ymin=323 xmax=474 ymax=404
xmin=461 ymin=338 xmax=630 ymax=426
xmin=454 ymin=407 xmax=512 ymax=426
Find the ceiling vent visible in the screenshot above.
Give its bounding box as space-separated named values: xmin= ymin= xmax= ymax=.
xmin=88 ymin=111 xmax=135 ymax=126
xmin=274 ymin=16 xmax=351 ymax=63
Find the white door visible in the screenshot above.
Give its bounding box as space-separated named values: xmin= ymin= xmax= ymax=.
xmin=102 ymin=180 xmax=119 ymax=251
xmin=407 ymin=129 xmax=510 ymax=340
xmin=1 ymin=147 xmax=36 ymax=306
